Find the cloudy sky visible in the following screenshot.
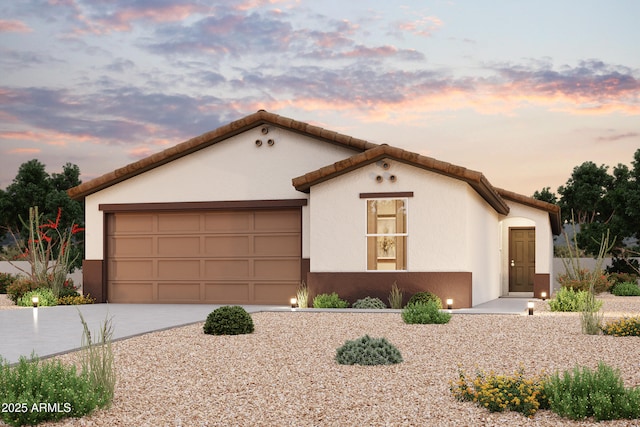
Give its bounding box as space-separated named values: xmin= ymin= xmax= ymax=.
xmin=1 ymin=0 xmax=638 ymax=197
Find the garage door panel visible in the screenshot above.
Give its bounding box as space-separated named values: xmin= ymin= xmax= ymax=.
xmin=204 ymin=236 xmax=250 ymax=256
xmin=254 ymin=259 xmax=300 ymax=280
xmin=110 ymin=214 xmax=155 ymax=233
xmin=253 ymin=282 xmax=298 ymax=304
xmin=158 ymin=214 xmax=200 ymax=232
xmin=204 ymin=259 xmax=250 ymax=279
xmin=110 ymin=283 xmax=153 ymax=302
xmin=158 ymin=260 xmax=201 ymax=279
xmin=205 ymin=283 xmax=250 ymax=302
xmin=158 ymin=236 xmax=200 ymax=256
xmin=254 ymin=235 xmax=300 ymax=256
xmin=254 ymin=210 xmax=300 ymax=231
xmin=158 ymin=283 xmax=201 ymax=301
xmin=205 ymin=212 xmax=252 ymax=232
xmin=109 ymin=237 xmax=153 ymax=257
xmin=110 ymin=260 xmax=154 ymax=280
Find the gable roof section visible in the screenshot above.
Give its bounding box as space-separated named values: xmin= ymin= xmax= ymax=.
xmin=292 ymin=144 xmax=511 ymax=215
xmin=496 ymin=188 xmax=562 ymax=235
xmin=68 ymin=110 xmax=377 ymax=200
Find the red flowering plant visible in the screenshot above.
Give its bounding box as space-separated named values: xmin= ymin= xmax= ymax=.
xmin=9 ymin=206 xmax=84 ymax=298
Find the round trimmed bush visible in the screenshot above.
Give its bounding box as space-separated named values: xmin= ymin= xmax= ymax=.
xmin=335 ymin=335 xmax=403 ymax=365
xmin=407 ymin=291 xmax=442 ymax=308
xmin=312 ymin=292 xmax=349 ymax=308
xmin=352 ymin=296 xmax=386 ymax=309
xmin=402 ymin=300 xmax=451 ymax=324
xmin=203 ymin=306 xmax=254 ymax=335
xmin=610 ymin=282 xmax=640 ymax=296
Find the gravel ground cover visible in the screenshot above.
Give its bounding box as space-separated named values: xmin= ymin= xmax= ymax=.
xmin=2 ymin=295 xmax=640 ymax=426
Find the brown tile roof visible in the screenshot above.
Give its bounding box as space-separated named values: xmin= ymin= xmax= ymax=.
xmin=67 ymin=110 xmax=377 ymax=200
xmin=67 ymin=110 xmax=561 ymax=234
xmin=292 ymin=144 xmax=511 ymax=215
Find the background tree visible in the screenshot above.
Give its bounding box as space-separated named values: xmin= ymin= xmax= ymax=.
xmin=533 ymin=187 xmax=558 ymax=204
xmin=0 ymin=159 xmax=84 ymax=270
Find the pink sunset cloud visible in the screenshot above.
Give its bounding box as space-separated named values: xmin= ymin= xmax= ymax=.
xmin=0 ymin=20 xmax=32 ymax=33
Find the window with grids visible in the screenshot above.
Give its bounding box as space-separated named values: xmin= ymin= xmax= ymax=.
xmin=366 ymin=199 xmax=407 ymax=270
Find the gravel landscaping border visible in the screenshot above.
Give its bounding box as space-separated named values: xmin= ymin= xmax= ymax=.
xmin=2 ymin=295 xmax=640 ymax=426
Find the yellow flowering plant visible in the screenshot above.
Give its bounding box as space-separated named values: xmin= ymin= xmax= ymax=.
xmin=602 ymin=316 xmax=640 ymax=337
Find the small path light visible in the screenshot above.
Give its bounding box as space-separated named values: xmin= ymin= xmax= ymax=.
xmin=32 ymin=295 xmax=39 ymax=308
xmin=540 ymin=291 xmax=547 ymax=301
xmin=290 ymin=297 xmax=297 ymax=309
xmin=527 ymin=301 xmax=534 ymax=316
xmin=446 ymin=298 xmax=453 ymax=310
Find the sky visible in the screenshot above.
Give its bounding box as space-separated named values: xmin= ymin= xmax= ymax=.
xmin=0 ymin=0 xmax=639 ymax=197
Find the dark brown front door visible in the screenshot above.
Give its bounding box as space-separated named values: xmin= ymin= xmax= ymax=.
xmin=509 ymin=227 xmax=535 ymax=292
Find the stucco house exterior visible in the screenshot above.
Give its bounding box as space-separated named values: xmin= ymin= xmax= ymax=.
xmin=68 ymin=110 xmax=561 ymax=308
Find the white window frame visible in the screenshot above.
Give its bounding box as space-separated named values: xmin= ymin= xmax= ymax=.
xmin=365 ymin=198 xmax=408 ymax=271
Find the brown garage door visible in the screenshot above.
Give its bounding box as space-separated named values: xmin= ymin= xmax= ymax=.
xmin=106 ymin=209 xmax=301 ymax=304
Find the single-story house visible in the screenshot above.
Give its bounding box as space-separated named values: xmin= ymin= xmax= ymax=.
xmin=68 ymin=110 xmax=561 ymax=308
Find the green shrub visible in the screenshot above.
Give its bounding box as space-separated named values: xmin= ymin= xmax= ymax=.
xmin=450 ymin=366 xmax=548 ymax=418
xmin=0 ymin=273 xmax=17 ymax=294
xmin=388 ymin=281 xmax=403 ymax=309
xmin=602 ymin=316 xmax=640 ymax=337
xmin=58 ymin=294 xmax=96 ymax=305
xmin=401 ymin=300 xmax=451 ymax=324
xmin=352 ymin=296 xmax=386 ymax=309
xmin=17 ymin=288 xmax=57 ymax=307
xmin=312 ymin=292 xmax=349 ymax=308
xmin=0 ymin=356 xmax=109 ymax=427
xmin=335 ymin=335 xmax=402 ymax=365
xmin=543 ymin=362 xmax=640 ymax=421
xmin=58 ymin=279 xmax=80 ymax=298
xmin=610 ymin=282 xmax=640 ymax=296
xmin=203 ymin=306 xmax=254 ymax=335
xmin=548 ymin=287 xmax=603 ymax=312
xmin=407 ymin=291 xmax=442 ymax=308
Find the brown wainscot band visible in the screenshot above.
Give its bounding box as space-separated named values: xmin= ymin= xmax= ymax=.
xmin=533 ymin=274 xmax=551 ymax=299
xmin=82 ymin=260 xmax=105 ymax=303
xmin=306 ymin=271 xmax=472 ymax=308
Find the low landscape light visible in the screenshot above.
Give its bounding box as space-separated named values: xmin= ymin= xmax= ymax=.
xmin=32 ymin=295 xmax=39 ymax=308
xmin=527 ymin=301 xmax=534 ymax=316
xmin=290 ymin=297 xmax=297 ymax=309
xmin=540 ymin=291 xmax=547 ymax=301
xmin=446 ymin=298 xmax=453 ymax=310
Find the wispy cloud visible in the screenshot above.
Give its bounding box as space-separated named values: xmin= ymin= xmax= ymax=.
xmin=6 ymin=148 xmax=41 ymax=154
xmin=596 ymin=132 xmax=639 ymax=142
xmin=0 ymin=19 xmax=32 ymax=33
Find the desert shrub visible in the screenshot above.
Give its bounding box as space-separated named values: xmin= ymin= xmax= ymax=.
xmin=203 ymin=306 xmax=254 ymax=335
xmin=548 ymin=287 xmax=603 ymax=312
xmin=58 ymin=294 xmax=97 ymax=305
xmin=543 ymin=362 xmax=640 ymax=421
xmin=78 ymin=312 xmax=116 ymax=409
xmin=0 ymin=273 xmax=17 ymax=294
xmin=610 ymin=282 xmax=640 ymax=297
xmin=335 ymin=335 xmax=402 ymax=366
xmin=401 ymin=300 xmax=451 ymax=324
xmin=608 ymin=272 xmax=638 ymax=286
xmin=0 ymin=356 xmax=109 ymax=427
xmin=407 ymin=291 xmax=442 ymax=308
xmin=602 ymin=317 xmax=640 ymax=337
xmin=58 ymin=279 xmax=80 ymax=298
xmin=6 ymin=278 xmax=42 ymax=303
xmin=450 ymin=366 xmax=548 ymax=418
xmin=312 ymin=292 xmax=349 ymax=308
xmin=352 ymin=296 xmax=386 ymax=309
xmin=296 ymin=281 xmax=309 ymax=308
xmin=557 ymin=269 xmax=613 ymax=293
xmin=17 ymin=288 xmax=57 ymax=307
xmin=388 ymin=281 xmax=403 ymax=309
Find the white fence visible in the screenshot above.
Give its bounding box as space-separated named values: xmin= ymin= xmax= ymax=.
xmin=0 ymin=261 xmax=83 ymax=291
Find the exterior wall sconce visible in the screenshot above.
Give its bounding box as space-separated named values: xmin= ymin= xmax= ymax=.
xmin=527 ymin=301 xmax=534 ymax=316
xmin=32 ymin=295 xmax=39 ymax=308
xmin=290 ymin=297 xmax=297 ymax=309
xmin=446 ymin=298 xmax=453 ymax=310
xmin=540 ymin=291 xmax=547 ymax=301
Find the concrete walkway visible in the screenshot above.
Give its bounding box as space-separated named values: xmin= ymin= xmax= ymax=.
xmin=0 ymin=298 xmax=532 ymax=365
